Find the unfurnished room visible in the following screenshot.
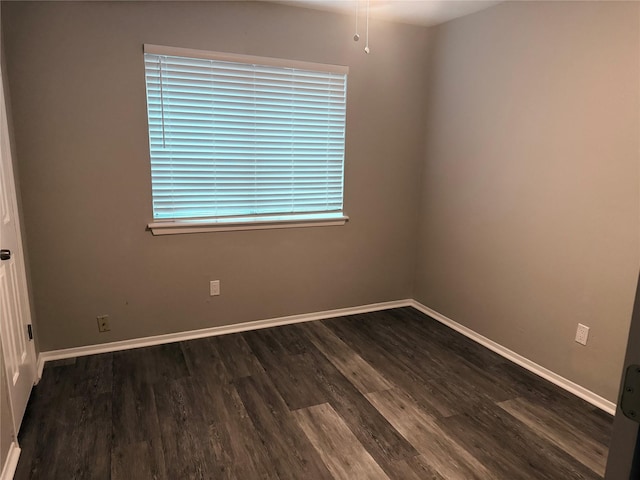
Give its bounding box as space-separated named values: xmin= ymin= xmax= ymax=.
xmin=0 ymin=1 xmax=639 ymax=479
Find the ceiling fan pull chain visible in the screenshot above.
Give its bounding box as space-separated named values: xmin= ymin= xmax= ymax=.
xmin=354 ymin=0 xmax=360 ymax=41
xmin=364 ymin=0 xmax=370 ymax=53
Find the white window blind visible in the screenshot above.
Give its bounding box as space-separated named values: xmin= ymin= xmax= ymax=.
xmin=143 ymin=45 xmax=348 ymax=223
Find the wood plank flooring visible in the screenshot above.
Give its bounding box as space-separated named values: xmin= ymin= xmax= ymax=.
xmin=14 ymin=307 xmax=613 ymax=479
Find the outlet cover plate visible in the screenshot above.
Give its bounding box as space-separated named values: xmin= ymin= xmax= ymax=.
xmin=210 ymin=280 xmax=220 ymax=296
xmin=575 ymin=323 xmax=589 ymax=345
xmin=97 ymin=315 xmax=110 ymax=332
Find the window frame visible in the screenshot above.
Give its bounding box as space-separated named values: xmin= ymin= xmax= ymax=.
xmin=143 ymin=44 xmax=349 ymax=235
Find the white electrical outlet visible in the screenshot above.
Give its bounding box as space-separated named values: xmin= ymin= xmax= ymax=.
xmin=210 ymin=280 xmax=220 ymax=296
xmin=575 ymin=323 xmax=589 ymax=346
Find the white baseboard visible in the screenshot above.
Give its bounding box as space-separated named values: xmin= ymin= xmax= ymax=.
xmin=36 ymin=298 xmax=616 ymax=415
xmin=0 ymin=442 xmax=20 ymax=480
xmin=36 ymin=355 xmax=46 ymax=381
xmin=410 ymin=300 xmax=617 ymax=415
xmin=37 ymin=299 xmax=413 ymax=372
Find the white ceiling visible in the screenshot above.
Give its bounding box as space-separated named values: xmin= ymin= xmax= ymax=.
xmin=274 ymin=0 xmax=503 ymax=27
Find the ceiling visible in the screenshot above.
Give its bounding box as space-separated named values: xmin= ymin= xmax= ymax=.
xmin=274 ymin=0 xmax=503 ymax=27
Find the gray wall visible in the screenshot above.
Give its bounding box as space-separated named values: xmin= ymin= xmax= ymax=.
xmin=415 ymin=1 xmax=639 ymax=401
xmin=2 ymin=1 xmax=429 ymax=351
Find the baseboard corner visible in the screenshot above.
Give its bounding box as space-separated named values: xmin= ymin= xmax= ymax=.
xmin=36 ymin=354 xmax=45 ymax=383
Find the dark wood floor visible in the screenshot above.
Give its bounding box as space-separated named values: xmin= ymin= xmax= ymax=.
xmin=15 ymin=307 xmax=613 ymax=479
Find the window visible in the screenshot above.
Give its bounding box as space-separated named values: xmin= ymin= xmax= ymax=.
xmin=143 ymin=45 xmax=348 ymax=234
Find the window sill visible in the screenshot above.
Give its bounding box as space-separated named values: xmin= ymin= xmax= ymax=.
xmin=147 ymin=214 xmax=349 ymax=235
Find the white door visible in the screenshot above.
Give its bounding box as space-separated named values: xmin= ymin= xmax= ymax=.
xmin=0 ymin=50 xmax=37 ymax=435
